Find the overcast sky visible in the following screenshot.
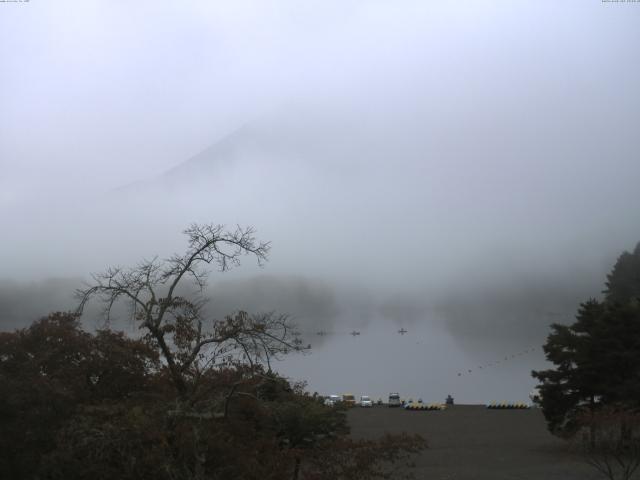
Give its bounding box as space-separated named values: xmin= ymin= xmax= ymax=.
xmin=2 ymin=1 xmax=638 ymax=199
xmin=1 ymin=0 xmax=639 ymax=401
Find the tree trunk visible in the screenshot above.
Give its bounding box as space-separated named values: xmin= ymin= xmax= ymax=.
xmin=292 ymin=456 xmax=301 ymax=480
xmin=590 ymin=395 xmax=597 ymax=450
xmin=193 ymin=424 xmax=206 ymax=480
xmin=153 ymin=328 xmax=188 ymax=397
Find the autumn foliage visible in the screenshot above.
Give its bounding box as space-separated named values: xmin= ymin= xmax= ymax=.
xmin=0 ymin=313 xmax=424 ymax=479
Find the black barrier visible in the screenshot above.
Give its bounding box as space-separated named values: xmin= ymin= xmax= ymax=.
xmin=405 ymin=403 xmax=446 ymax=411
xmin=486 ymin=402 xmax=530 ymax=409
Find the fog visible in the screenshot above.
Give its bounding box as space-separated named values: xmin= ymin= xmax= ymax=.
xmin=1 ymin=0 xmax=639 ymax=402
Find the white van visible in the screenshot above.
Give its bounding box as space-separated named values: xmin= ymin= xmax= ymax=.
xmin=360 ymin=395 xmax=373 ymax=407
xmin=388 ymin=392 xmax=401 ymax=407
xmin=324 ymin=395 xmax=342 ymax=406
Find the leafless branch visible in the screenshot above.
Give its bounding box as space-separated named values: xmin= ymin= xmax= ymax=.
xmin=74 ymin=223 xmax=300 ymax=399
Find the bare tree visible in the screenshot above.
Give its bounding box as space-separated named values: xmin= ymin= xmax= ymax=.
xmin=576 ymin=407 xmax=640 ymax=480
xmin=76 ymin=223 xmax=305 ymax=398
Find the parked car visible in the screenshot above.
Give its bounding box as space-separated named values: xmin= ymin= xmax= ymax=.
xmin=360 ymin=395 xmax=373 ymax=407
xmin=342 ymin=393 xmax=356 ymax=407
xmin=388 ymin=392 xmax=401 ymax=407
xmin=324 ymin=395 xmax=342 ymax=406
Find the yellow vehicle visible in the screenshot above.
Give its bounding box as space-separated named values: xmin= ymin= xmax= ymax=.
xmin=342 ymin=393 xmax=356 ymax=407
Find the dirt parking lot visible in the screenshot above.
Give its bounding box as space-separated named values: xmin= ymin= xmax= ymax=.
xmin=348 ymin=405 xmax=602 ymax=480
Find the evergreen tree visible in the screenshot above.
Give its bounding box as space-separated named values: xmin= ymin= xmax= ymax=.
xmin=604 ymin=242 xmax=640 ymax=305
xmin=532 ymin=300 xmax=607 ymax=435
xmin=533 ymin=242 xmax=640 ymax=437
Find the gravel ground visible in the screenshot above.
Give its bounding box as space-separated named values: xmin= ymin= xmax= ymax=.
xmin=347 ymin=405 xmax=603 ymax=480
